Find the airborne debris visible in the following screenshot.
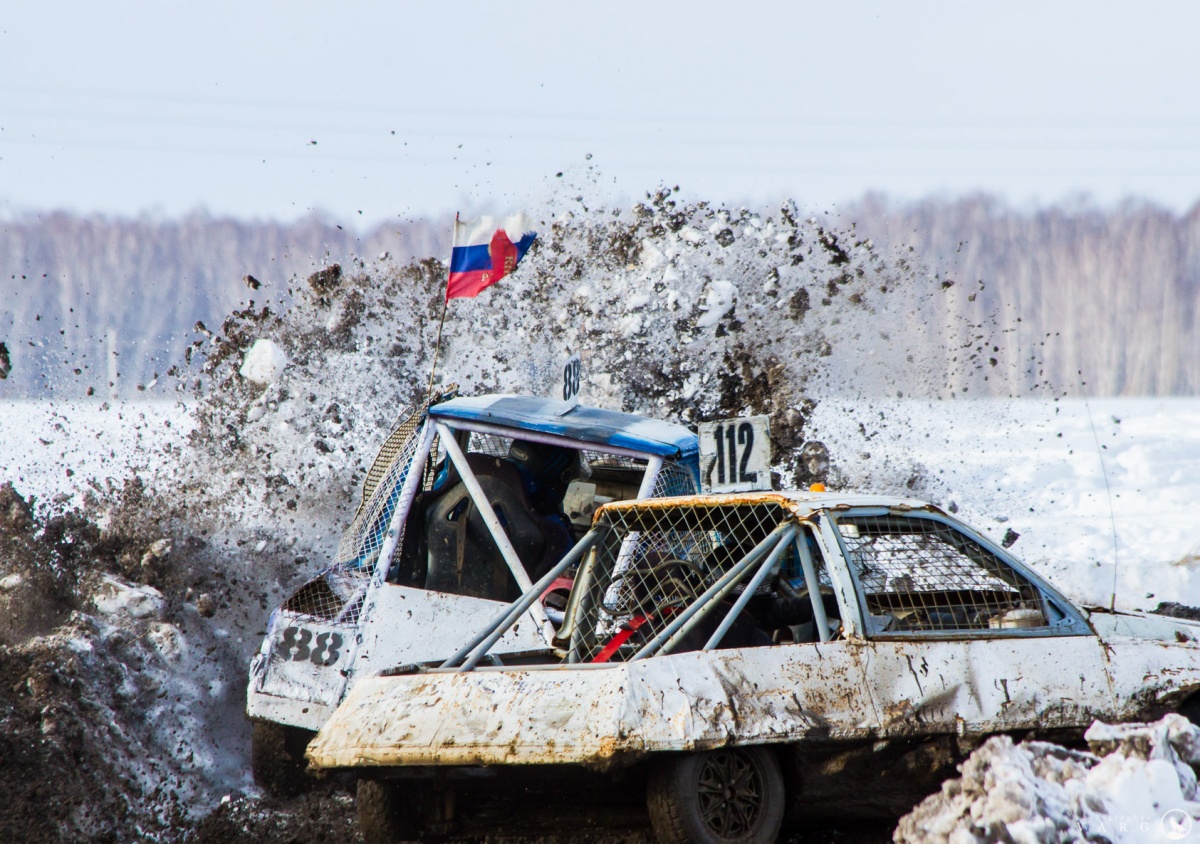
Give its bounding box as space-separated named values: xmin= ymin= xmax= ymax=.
xmin=307 ymin=263 xmax=342 ymax=296
xmin=239 ymin=338 xmax=289 ymax=385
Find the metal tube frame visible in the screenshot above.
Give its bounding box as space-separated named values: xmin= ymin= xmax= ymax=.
xmin=445 ymin=528 xmax=607 ymax=672
xmin=795 ymin=526 xmax=832 ymax=643
xmin=435 ymin=422 xmax=555 ymax=639
xmin=371 ymin=419 xmax=437 ymax=585
xmin=635 ymin=455 xmax=664 ymax=499
xmin=702 ymin=525 xmax=797 ymax=650
xmin=630 ymin=521 xmax=794 ymax=661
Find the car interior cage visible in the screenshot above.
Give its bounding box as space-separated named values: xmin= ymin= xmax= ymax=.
xmin=561 ymin=499 xmax=800 ymax=664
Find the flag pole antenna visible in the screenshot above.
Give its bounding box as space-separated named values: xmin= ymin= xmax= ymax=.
xmin=426 ymin=213 xmax=456 ymax=401
xmin=1078 ymin=370 xmax=1120 ymax=612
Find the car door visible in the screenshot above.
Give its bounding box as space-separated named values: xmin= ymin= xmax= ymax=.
xmin=819 ymin=508 xmax=1114 ymax=737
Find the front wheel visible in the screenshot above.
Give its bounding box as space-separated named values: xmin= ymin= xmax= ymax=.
xmin=647 ymin=747 xmax=785 ymax=844
xmin=250 ymin=721 xmax=314 ymax=797
xmin=356 ymin=778 xmax=419 ymax=844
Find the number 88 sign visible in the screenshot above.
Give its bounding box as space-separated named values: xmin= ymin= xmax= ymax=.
xmin=698 ymin=416 xmax=772 ymax=493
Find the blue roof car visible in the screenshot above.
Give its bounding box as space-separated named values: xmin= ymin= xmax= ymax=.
xmin=429 ymin=394 xmax=700 ymax=462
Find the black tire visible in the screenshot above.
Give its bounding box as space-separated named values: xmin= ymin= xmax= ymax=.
xmin=1179 ymin=694 xmax=1200 ymax=726
xmin=356 ymin=778 xmax=419 ymax=844
xmin=250 ymin=720 xmax=314 ymax=797
xmin=647 ymin=747 xmax=785 ymax=844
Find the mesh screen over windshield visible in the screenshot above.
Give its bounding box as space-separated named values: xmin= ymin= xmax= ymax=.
xmin=837 ymin=515 xmax=1047 ymax=633
xmin=281 ymin=403 xmax=430 ymax=625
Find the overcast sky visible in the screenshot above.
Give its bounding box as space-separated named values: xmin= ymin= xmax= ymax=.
xmin=2 ymin=1 xmax=1198 ymax=226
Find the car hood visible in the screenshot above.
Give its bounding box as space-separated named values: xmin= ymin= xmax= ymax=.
xmin=305 ymin=646 xmax=875 ymax=771
xmin=1086 ymin=607 xmax=1200 ymax=643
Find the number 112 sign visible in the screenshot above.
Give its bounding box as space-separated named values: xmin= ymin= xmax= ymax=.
xmin=698 ymin=416 xmax=772 ymax=493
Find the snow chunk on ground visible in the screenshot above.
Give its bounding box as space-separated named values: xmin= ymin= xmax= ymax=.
xmin=618 ymin=314 xmax=644 ymax=337
xmin=696 ymin=280 xmax=736 ymax=328
xmin=627 ymin=291 xmax=651 ymax=311
xmin=896 ymin=715 xmax=1200 ymax=844
xmin=239 ymin=338 xmax=288 ymax=385
xmin=92 ymin=575 xmax=166 ymax=620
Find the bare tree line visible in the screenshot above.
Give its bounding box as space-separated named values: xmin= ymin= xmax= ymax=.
xmin=2 ymin=197 xmax=1198 ymax=398
xmin=1 ymin=212 xmax=449 ymax=397
xmin=847 ymin=194 xmax=1200 ymax=397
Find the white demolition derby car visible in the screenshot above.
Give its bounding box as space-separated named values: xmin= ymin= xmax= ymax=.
xmin=249 ymin=393 xmax=1200 ymax=844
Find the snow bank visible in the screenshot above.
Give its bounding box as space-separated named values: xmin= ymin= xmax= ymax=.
xmin=92 ymin=575 xmax=167 ymax=620
xmin=897 ymin=715 xmax=1200 ymax=843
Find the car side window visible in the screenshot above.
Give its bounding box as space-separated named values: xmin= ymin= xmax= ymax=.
xmin=836 ymin=515 xmax=1050 ymax=635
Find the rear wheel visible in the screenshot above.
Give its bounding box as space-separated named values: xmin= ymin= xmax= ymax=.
xmin=647 ymin=747 xmax=785 ymax=844
xmin=356 ymin=778 xmax=419 ymax=844
xmin=250 ymin=721 xmax=314 ymax=797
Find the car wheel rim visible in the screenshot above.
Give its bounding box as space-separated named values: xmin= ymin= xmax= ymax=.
xmin=695 ymin=750 xmax=765 ymax=836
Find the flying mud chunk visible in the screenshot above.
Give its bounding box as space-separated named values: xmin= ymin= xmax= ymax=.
xmin=307 ymin=263 xmax=342 ymax=296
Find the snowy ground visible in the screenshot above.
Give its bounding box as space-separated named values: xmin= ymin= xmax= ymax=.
xmin=6 ymin=395 xmax=1197 ymax=613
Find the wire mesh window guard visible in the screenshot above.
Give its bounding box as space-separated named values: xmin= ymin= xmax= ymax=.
xmin=568 ymin=501 xmax=793 ymax=663
xmin=837 ymin=515 xmax=1048 ymax=633
xmin=282 ymin=403 xmax=430 ymax=625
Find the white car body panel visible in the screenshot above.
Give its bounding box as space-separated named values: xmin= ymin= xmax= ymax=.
xmin=857 ymin=636 xmax=1116 ymax=735
xmin=246 ymin=610 xmax=359 ymax=730
xmin=307 ymin=630 xmax=1200 ymax=771
xmin=350 ymin=583 xmax=552 ymax=679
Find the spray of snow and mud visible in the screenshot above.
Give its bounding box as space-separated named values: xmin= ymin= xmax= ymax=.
xmin=2 ymin=187 xmax=1199 ymax=842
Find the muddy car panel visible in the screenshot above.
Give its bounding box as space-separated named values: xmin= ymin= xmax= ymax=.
xmin=304 ymin=636 xmax=1124 ymax=770
xmin=307 ymin=642 xmax=879 ymax=770
xmin=1094 ymin=611 xmax=1200 ymax=719
xmin=247 ymin=609 xmax=358 ymax=726
xmin=856 ymin=637 xmax=1116 ymax=735
xmin=306 ymin=491 xmax=1200 ymax=775
xmin=350 ymin=585 xmax=551 ymax=678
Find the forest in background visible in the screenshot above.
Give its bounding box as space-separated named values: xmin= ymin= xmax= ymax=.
xmin=851 ymin=195 xmax=1200 ymax=397
xmin=1 ymin=212 xmax=450 ymax=397
xmin=2 ymin=196 xmax=1198 ymax=399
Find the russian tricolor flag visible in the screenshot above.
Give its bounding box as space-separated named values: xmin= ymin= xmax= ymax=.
xmin=446 ymin=213 xmax=537 ymax=300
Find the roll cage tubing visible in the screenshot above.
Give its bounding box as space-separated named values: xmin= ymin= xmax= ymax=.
xmin=365 ymin=413 xmax=676 ymax=649
xmin=426 ymin=515 xmax=842 ymax=673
